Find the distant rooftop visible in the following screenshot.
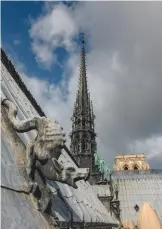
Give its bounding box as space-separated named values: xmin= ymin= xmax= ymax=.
xmin=113 ymin=153 xmax=150 ymax=171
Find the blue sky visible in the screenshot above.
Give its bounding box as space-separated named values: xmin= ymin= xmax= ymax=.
xmin=1 ymin=1 xmax=80 ymax=84
xmin=1 ymin=1 xmax=162 ymax=168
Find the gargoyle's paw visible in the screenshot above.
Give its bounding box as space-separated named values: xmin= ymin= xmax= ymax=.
xmin=29 ymin=181 xmax=39 ymax=194
xmin=40 ymin=195 xmax=51 ymax=212
xmin=37 ymin=200 xmax=51 ymax=213
xmin=36 ymin=189 xmax=51 ymax=212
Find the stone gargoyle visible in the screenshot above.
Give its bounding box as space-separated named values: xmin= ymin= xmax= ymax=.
xmin=1 ymin=93 xmax=89 ymax=211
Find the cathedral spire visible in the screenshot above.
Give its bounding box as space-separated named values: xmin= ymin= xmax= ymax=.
xmin=70 ymin=34 xmax=100 ymax=184
xmin=77 ymin=33 xmax=89 ymax=115
xmin=71 ymin=33 xmax=94 ymax=131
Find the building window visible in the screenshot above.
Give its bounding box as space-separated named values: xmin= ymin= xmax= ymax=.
xmin=133 ymin=165 xmax=138 ymax=170
xmin=123 ymin=165 xmax=128 ymax=170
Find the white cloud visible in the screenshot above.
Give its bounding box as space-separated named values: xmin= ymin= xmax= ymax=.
xmin=129 ymin=137 xmax=162 ymax=160
xmin=128 ymin=137 xmax=162 ymax=168
xmin=29 ymin=3 xmax=78 ymax=68
xmin=17 ymin=2 xmax=162 ymax=168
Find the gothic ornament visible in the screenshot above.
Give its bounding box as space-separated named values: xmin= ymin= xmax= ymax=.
xmin=1 ymin=94 xmax=89 ymax=212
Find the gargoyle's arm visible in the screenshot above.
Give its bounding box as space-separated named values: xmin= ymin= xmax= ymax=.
xmin=1 ymin=95 xmax=38 ymax=132
xmin=26 ymin=142 xmax=35 ymax=182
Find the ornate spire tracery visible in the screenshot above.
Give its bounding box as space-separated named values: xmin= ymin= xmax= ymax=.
xmin=71 ymin=34 xmax=95 ymax=133
xmin=70 ymin=34 xmax=97 ymax=177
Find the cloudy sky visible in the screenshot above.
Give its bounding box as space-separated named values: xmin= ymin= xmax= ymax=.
xmin=2 ymin=1 xmax=162 ymax=168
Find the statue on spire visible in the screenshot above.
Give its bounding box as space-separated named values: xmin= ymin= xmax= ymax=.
xmin=94 ymin=151 xmax=100 ymax=166
xmin=105 ymin=166 xmax=112 ymax=181
xmin=99 ymin=157 xmax=105 ymax=173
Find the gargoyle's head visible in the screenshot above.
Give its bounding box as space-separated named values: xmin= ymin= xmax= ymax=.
xmin=61 ymin=166 xmax=90 ymax=188
xmin=52 ymin=159 xmax=90 ymax=188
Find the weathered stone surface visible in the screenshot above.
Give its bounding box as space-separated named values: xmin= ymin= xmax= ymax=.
xmin=2 ymin=97 xmax=90 ymax=212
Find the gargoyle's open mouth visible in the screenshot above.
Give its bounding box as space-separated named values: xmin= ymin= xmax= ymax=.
xmin=84 ymin=172 xmax=90 ymax=181
xmin=67 ymin=167 xmax=76 ymax=173
xmin=73 ymin=176 xmax=82 ymax=183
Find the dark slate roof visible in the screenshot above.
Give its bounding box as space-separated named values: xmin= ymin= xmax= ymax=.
xmin=112 ymin=170 xmax=162 ymax=223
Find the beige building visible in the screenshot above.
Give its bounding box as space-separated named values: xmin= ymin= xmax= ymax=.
xmin=113 ymin=153 xmax=150 ymax=171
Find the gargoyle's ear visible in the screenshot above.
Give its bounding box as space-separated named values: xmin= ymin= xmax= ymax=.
xmin=52 ymin=158 xmax=64 ymax=174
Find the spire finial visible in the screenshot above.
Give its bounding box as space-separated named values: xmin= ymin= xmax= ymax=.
xmin=81 ymin=32 xmax=85 ymax=45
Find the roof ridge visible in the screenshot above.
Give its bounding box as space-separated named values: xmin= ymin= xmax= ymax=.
xmin=1 ymin=48 xmax=45 ymax=116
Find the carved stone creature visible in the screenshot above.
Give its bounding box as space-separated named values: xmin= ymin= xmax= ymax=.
xmin=1 ymin=94 xmax=89 ymax=211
